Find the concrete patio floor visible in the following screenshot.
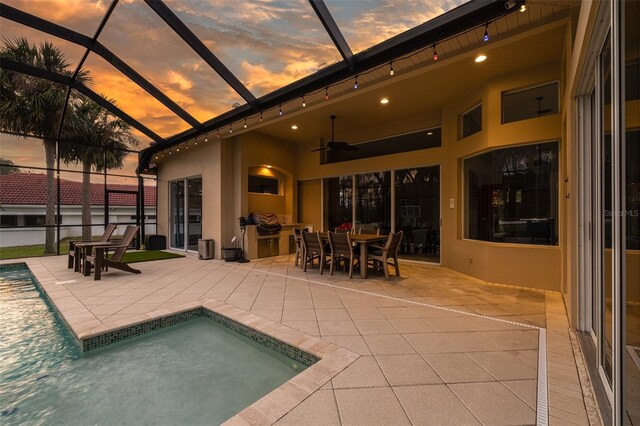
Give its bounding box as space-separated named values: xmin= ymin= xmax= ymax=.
xmin=9 ymin=253 xmax=594 ymax=425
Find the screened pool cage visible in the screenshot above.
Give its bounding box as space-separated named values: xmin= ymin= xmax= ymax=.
xmin=0 ymin=0 xmax=530 ymax=259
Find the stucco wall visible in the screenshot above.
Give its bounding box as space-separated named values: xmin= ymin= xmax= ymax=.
xmin=293 ymin=58 xmax=564 ymax=291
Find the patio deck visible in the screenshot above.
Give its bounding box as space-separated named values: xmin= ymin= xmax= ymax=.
xmin=8 ymin=254 xmax=594 ymax=425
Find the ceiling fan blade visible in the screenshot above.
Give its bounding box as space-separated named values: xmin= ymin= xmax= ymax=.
xmin=340 ymin=144 xmax=359 ymax=151
xmin=310 ymin=147 xmax=328 ymax=152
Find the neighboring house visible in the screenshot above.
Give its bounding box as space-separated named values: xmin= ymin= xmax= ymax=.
xmin=0 ymin=173 xmax=156 ymax=246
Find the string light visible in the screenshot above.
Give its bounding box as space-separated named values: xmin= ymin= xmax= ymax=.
xmin=144 ymin=19 xmax=516 ymax=171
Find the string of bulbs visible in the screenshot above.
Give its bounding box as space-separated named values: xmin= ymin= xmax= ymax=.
xmin=152 ymin=2 xmax=527 ymax=162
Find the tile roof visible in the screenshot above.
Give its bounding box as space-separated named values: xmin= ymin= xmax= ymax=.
xmin=0 ymin=173 xmax=155 ymax=206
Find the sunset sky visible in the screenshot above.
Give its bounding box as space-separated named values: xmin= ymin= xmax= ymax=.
xmin=1 ymin=0 xmax=465 ymax=181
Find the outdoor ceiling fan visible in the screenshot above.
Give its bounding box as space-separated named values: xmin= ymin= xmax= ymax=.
xmin=311 ymin=115 xmax=359 ymax=152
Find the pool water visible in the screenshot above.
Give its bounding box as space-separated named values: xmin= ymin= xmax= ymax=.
xmin=0 ymin=266 xmax=305 ymax=425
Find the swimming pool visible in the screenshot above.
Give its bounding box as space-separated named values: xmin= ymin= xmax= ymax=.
xmin=0 ymin=264 xmax=306 ymax=425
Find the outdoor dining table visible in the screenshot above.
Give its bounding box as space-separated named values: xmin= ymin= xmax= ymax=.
xmin=321 ymin=233 xmax=388 ymax=279
xmin=72 ymin=241 xmax=119 ymax=273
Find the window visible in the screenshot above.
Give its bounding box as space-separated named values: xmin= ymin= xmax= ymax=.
xmin=502 ymin=82 xmax=559 ymax=123
xmin=461 ymin=104 xmax=482 ymax=139
xmin=325 ymin=128 xmax=441 ymax=164
xmin=24 ymin=215 xmax=46 ymax=226
xmin=248 ymin=175 xmax=279 ymax=195
xmin=0 ymin=215 xmax=18 ymax=227
xmin=355 ymin=172 xmax=391 ymax=233
xmin=464 ymin=142 xmax=559 ymax=245
xmin=324 ymin=176 xmax=353 ymax=232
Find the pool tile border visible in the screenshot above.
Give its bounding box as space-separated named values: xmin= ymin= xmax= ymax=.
xmin=18 ymin=259 xmax=360 ymax=425
xmin=80 ymin=301 xmax=359 ymax=425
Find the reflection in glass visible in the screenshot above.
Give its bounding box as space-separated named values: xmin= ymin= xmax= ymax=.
xmin=170 ymin=180 xmax=185 ymax=249
xmin=187 ymin=177 xmax=202 ymax=252
xmin=464 ymin=142 xmax=559 ymax=245
xmin=395 ymin=167 xmax=440 ymax=262
xmin=502 ymin=82 xmax=559 ymax=123
xmin=600 ymin=35 xmax=613 ymax=385
xmin=324 ymin=176 xmax=353 ymax=232
xmin=625 ymin=1 xmax=640 ymax=422
xmin=355 ymin=172 xmax=391 ymax=234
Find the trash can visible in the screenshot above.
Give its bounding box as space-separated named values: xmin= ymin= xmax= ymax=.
xmin=198 ymin=239 xmax=214 ymax=260
xmin=145 ymin=235 xmax=166 ymax=250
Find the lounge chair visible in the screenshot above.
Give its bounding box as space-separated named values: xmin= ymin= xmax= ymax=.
xmin=301 ymin=231 xmax=331 ymax=274
xmin=83 ymin=225 xmax=141 ymax=280
xmin=367 ymin=230 xmax=403 ymax=280
xmin=327 ymin=231 xmax=359 ymax=278
xmin=68 ymin=223 xmax=117 ymax=271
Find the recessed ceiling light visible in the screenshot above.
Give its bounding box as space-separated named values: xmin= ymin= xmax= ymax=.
xmin=475 ymin=54 xmax=487 ymax=63
xmin=380 ymin=98 xmax=390 ymax=104
xmin=266 ymin=165 xmax=272 ymax=169
xmin=291 ymin=124 xmax=298 ymax=130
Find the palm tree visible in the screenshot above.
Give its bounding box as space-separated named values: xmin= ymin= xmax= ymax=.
xmin=0 ymin=38 xmax=88 ymax=254
xmin=61 ymin=97 xmax=137 ymax=240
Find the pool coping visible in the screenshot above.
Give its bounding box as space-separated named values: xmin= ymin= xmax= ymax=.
xmin=7 ymin=260 xmax=361 ymax=425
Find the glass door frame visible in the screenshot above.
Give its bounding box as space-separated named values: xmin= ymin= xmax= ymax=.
xmin=320 ymin=164 xmax=442 ymax=265
xmin=577 ymin=1 xmax=629 ymax=421
xmin=169 ymin=175 xmax=202 ymax=252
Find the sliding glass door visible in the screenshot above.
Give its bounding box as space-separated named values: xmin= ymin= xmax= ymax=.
xmin=170 ymin=176 xmax=201 ymax=251
xmin=321 ymin=166 xmax=441 ymax=263
xmin=395 ymin=166 xmax=440 ymax=262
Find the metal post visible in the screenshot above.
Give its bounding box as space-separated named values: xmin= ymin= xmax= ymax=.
xmin=56 ymin=139 xmax=61 ymax=255
xmin=139 ymin=174 xmax=145 ymax=249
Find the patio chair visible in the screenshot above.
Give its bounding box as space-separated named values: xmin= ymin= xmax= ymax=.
xmin=327 ymin=231 xmax=359 ymax=278
xmin=67 ymin=223 xmax=117 ymax=270
xmin=301 ymin=231 xmax=330 ymax=274
xmin=83 ymin=225 xmax=141 ymax=280
xmin=293 ymin=227 xmax=304 ymax=267
xmin=367 ymin=230 xmax=403 ymax=280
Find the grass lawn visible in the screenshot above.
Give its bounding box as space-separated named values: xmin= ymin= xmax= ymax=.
xmin=0 ymin=239 xmax=184 ymax=263
xmin=120 ymin=251 xmax=184 ymax=263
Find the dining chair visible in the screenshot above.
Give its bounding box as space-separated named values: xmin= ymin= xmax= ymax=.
xmin=301 ymin=231 xmax=331 ymax=274
xmin=293 ymin=227 xmax=304 ymax=267
xmin=367 ymin=230 xmax=403 ymax=280
xmin=327 ymin=231 xmax=359 ymax=278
